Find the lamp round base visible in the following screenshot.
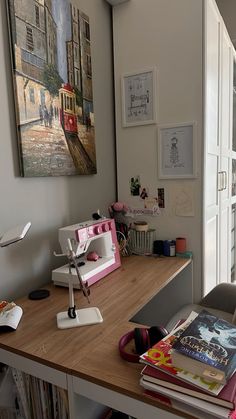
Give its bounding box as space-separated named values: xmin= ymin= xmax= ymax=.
xmin=57 ymin=307 xmax=103 ymax=329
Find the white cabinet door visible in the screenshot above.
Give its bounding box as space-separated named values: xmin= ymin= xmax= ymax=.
xmin=219 ymin=28 xmax=232 ymax=285
xmin=203 ymin=0 xmax=233 ymax=295
xmin=204 ymin=0 xmax=221 ymax=295
xmin=231 ymin=56 xmax=236 ymax=283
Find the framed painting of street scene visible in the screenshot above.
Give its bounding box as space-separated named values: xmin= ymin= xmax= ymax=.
xmin=7 ymin=0 xmax=97 ymax=176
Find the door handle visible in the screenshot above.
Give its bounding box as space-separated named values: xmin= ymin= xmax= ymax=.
xmin=218 ymin=171 xmax=224 ymax=191
xmin=223 ymin=171 xmax=227 ymax=190
xmin=218 ymin=171 xmax=227 ymax=191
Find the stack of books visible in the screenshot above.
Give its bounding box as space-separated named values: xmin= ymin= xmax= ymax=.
xmin=139 ymin=310 xmax=236 ymax=419
xmin=11 ymin=367 xmax=69 ymax=419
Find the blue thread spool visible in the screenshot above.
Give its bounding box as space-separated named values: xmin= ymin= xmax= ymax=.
xmin=163 ymin=240 xmax=176 ymax=257
xmin=163 ymin=240 xmax=171 ymax=256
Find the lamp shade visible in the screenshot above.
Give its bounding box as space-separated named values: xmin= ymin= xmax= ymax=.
xmin=0 ymin=222 xmax=31 ymax=247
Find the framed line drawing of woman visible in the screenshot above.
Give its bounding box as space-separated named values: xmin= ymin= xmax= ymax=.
xmin=158 ymin=122 xmax=197 ymax=179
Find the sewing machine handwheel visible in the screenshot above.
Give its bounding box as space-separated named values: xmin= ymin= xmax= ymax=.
xmin=68 ymin=306 xmax=76 ymax=319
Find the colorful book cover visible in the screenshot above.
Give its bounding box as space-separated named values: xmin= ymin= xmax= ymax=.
xmin=139 ymin=311 xmax=224 ymax=395
xmin=172 ymin=310 xmax=236 ymax=382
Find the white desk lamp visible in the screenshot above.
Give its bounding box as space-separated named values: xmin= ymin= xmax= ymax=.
xmin=0 ymin=222 xmax=31 ymax=247
xmin=0 ymin=222 xmax=31 ymax=330
xmin=54 ymin=238 xmax=103 ymax=329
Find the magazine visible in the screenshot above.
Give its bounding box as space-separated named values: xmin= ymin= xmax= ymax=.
xmin=0 ymin=304 xmax=23 ymax=331
xmin=139 ymin=311 xmax=225 ymax=395
xmin=171 ymin=309 xmax=236 ymax=384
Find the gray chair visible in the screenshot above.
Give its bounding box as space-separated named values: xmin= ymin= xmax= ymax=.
xmin=166 ymin=283 xmax=236 ymax=331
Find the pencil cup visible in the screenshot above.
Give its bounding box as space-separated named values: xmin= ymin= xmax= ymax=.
xmin=176 ymin=237 xmax=186 ymax=253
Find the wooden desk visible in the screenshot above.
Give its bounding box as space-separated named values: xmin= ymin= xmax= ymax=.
xmin=0 ymin=256 xmax=194 ymax=419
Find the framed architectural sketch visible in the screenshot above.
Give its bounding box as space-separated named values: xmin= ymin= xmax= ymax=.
xmin=7 ymin=0 xmax=97 ymax=177
xmin=121 ymin=68 xmax=157 ymax=127
xmin=158 ymin=122 xmax=197 ymax=179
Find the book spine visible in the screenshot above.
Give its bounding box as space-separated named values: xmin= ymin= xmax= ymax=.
xmin=144 ymin=389 xmax=220 ymax=419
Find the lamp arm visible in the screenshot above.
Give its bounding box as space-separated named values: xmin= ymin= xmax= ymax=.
xmin=67 ymin=279 xmax=76 ymax=319
xmin=67 ymin=239 xmax=90 ymax=304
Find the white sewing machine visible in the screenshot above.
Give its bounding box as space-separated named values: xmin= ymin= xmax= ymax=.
xmin=52 ymin=218 xmax=121 ymax=288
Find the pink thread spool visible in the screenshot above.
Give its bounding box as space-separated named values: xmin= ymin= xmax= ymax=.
xmin=176 ymin=237 xmax=186 ymax=253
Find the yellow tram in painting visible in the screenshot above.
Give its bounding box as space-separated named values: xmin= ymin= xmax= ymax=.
xmin=59 ymin=83 xmax=77 ymax=134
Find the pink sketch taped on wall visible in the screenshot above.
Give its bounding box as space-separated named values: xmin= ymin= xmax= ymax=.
xmin=7 ymin=0 xmax=96 ymax=177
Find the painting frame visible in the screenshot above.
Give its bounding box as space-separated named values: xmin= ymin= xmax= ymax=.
xmin=6 ymin=0 xmax=97 ymax=177
xmin=121 ymin=67 xmax=157 ymax=127
xmin=158 ymin=122 xmax=197 ymax=179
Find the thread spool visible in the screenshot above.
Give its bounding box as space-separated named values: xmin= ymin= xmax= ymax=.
xmin=176 ymin=237 xmax=186 ymax=253
xmin=163 ymin=240 xmax=175 ymax=257
xmin=170 ymin=241 xmax=176 ymax=257
xmin=153 ymin=240 xmax=163 ymax=255
xmin=133 ymin=221 xmax=148 ymax=232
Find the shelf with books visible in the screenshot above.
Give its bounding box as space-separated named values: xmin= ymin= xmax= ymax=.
xmin=0 ymin=365 xmax=18 ymax=418
xmin=11 ymin=367 xmax=69 ymax=419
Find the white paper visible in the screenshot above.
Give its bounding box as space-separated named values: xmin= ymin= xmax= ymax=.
xmin=171 ymin=184 xmax=195 ymax=217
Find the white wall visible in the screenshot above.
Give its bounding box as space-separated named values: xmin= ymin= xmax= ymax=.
xmin=0 ymin=0 xmax=116 ymax=299
xmin=113 ymin=0 xmax=203 ymax=302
